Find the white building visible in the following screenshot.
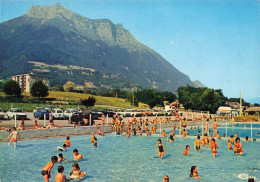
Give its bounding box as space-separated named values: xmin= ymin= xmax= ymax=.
xmin=12 ymin=73 xmax=50 ymax=92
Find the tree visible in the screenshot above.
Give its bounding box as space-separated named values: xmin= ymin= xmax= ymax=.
xmin=83 ymin=87 xmax=91 ymax=94
xmin=81 ymin=96 xmax=97 ymax=108
xmin=30 ymin=81 xmax=49 ymax=98
xmin=54 ymin=84 xmax=64 ymax=91
xmin=3 ymin=80 xmax=21 ymax=96
xmin=63 ymin=81 xmax=75 ymax=92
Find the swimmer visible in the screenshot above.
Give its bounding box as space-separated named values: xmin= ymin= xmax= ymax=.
xmin=55 ymin=166 xmax=69 ymax=182
xmin=155 ymin=139 xmax=166 ymax=159
xmin=41 ymin=156 xmax=58 ymax=182
xmin=201 ymin=134 xmax=209 ymax=147
xmin=101 ymin=114 xmax=105 ymax=125
xmin=234 ymin=137 xmax=243 ymax=155
xmin=245 ymin=136 xmax=251 ymax=142
xmin=194 ymin=135 xmax=201 ymax=151
xmin=183 ymin=129 xmax=187 ymax=139
xmin=133 ymin=128 xmax=137 ymax=136
xmin=92 ymin=137 xmax=98 ymax=147
xmin=210 ymin=139 xmax=219 ymax=158
xmin=163 ymin=175 xmax=169 ymax=182
xmin=183 ymin=145 xmax=190 ymax=155
xmin=58 ymin=153 xmax=66 ymax=162
xmin=190 ymin=166 xmax=202 ymax=179
xmin=70 ymin=163 xmax=86 ymax=179
xmin=161 ymin=130 xmax=166 ymax=137
xmin=6 ymin=127 xmax=21 ymax=148
xmin=96 ymin=128 xmax=105 ymax=137
xmin=64 ymin=136 xmax=71 ymax=147
xmin=216 ymin=132 xmax=220 ymax=140
xmin=73 ymin=149 xmax=83 ymax=161
xmin=146 ymin=129 xmax=150 ymax=136
xmin=58 ymin=144 xmax=67 ymax=151
xmin=167 ymin=131 xmax=175 ymax=143
xmin=230 ymin=135 xmax=234 ymax=143
xmin=227 ymin=139 xmax=233 ymax=150
xmin=234 ymin=132 xmax=238 ymax=138
xmin=213 ymin=119 xmax=218 ymax=136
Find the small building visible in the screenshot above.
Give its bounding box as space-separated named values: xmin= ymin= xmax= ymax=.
xmin=12 ymin=73 xmax=50 ymax=92
xmin=245 ymin=107 xmax=260 ymax=115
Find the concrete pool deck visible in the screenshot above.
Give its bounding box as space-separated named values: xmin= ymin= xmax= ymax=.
xmin=0 ymin=120 xmax=231 ymax=142
xmin=1 ymin=120 xmax=259 ymax=142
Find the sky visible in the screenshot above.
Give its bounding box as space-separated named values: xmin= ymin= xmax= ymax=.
xmin=0 ymin=0 xmax=259 ymax=101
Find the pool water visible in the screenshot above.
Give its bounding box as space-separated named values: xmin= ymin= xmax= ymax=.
xmin=0 ymin=132 xmax=260 ymax=182
xmin=171 ymin=122 xmax=260 ymax=138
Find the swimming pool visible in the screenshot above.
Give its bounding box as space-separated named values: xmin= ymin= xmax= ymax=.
xmin=170 ymin=122 xmax=260 ymax=138
xmin=0 ymin=132 xmax=259 ymax=182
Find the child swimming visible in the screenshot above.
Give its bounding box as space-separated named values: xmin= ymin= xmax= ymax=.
xmin=92 ymin=137 xmax=98 ymax=147
xmin=201 ymin=134 xmax=209 ymax=147
xmin=227 ymin=139 xmax=233 ymax=150
xmin=155 ymin=139 xmax=166 ymax=159
xmin=183 ymin=145 xmax=190 ymax=155
xmin=41 ymin=156 xmax=58 ymax=182
xmin=58 ymin=153 xmax=66 ymax=162
xmin=230 ymin=135 xmax=234 ymax=143
xmin=216 ymin=132 xmax=220 ymax=140
xmin=163 ymin=175 xmax=169 ymax=182
xmin=58 ymin=144 xmax=67 ymax=151
xmin=6 ymin=127 xmax=21 ymax=148
xmin=64 ymin=136 xmax=71 ymax=147
xmin=161 ymin=130 xmax=166 ymax=137
xmin=234 ymin=137 xmax=243 ymax=155
xmin=167 ymin=131 xmax=175 ymax=143
xmin=210 ymin=139 xmax=219 ymax=158
xmin=245 ymin=136 xmax=251 ymax=142
xmin=70 ymin=163 xmax=86 ymax=179
xmin=182 ymin=129 xmax=187 ymax=139
xmin=73 ymin=149 xmax=83 ymax=161
xmin=194 ymin=135 xmax=201 ymax=152
xmin=55 ymin=166 xmax=69 ymax=182
xmin=190 ymin=166 xmax=202 ymax=179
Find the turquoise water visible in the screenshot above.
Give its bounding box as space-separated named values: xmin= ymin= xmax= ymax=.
xmin=173 ymin=122 xmax=260 ymax=138
xmin=0 ymin=132 xmax=260 ymax=182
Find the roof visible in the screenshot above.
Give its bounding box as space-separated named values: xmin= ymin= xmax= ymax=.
xmin=245 ymin=107 xmax=260 ymax=112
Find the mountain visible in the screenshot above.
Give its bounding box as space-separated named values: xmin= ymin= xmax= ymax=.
xmin=0 ymin=4 xmax=195 ymax=92
xmin=193 ymin=80 xmax=205 ymax=88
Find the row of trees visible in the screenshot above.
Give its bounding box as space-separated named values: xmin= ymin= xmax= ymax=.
xmin=1 ymin=79 xmax=252 ymax=113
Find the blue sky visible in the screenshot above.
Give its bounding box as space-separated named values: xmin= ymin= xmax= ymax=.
xmin=1 ymin=0 xmax=259 ymax=101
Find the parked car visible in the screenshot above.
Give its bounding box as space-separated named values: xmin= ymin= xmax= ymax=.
xmin=51 ymin=109 xmax=65 ymax=119
xmin=7 ymin=108 xmax=27 ymax=119
xmin=72 ymin=110 xmax=97 ymax=125
xmin=33 ymin=107 xmax=44 ymax=113
xmin=0 ymin=108 xmax=5 ymax=119
xmin=91 ymin=109 xmax=103 ymax=117
xmin=64 ymin=108 xmax=81 ymax=119
xmin=34 ymin=108 xmax=49 ymax=120
xmin=44 ymin=106 xmax=56 ymax=112
xmin=102 ymin=109 xmax=115 ymax=117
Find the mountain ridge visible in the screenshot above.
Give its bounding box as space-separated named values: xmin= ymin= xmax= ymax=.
xmin=0 ymin=4 xmax=195 ymax=93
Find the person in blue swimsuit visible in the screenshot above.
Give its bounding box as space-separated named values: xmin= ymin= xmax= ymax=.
xmin=155 ymin=139 xmax=166 ymax=159
xmin=167 ymin=131 xmax=176 ymax=143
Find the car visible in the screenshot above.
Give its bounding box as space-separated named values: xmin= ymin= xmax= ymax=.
xmin=33 ymin=107 xmax=44 ymax=113
xmin=64 ymin=108 xmax=81 ymax=119
xmin=102 ymin=109 xmax=115 ymax=117
xmin=44 ymin=106 xmax=56 ymax=112
xmin=34 ymin=108 xmax=49 ymax=120
xmin=51 ymin=109 xmax=65 ymax=119
xmin=0 ymin=108 xmax=5 ymax=119
xmin=7 ymin=108 xmax=27 ymax=119
xmin=91 ymin=109 xmax=103 ymax=117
